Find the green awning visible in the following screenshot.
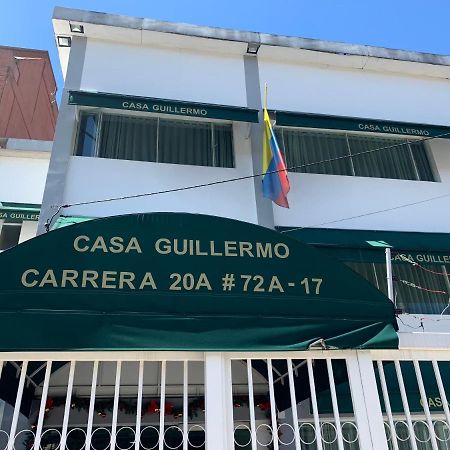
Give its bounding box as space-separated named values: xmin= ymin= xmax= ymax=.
xmin=273 ymin=110 xmax=450 ymax=139
xmin=0 ymin=202 xmax=40 ymax=223
xmin=53 ymin=215 xmax=93 ymax=229
xmin=69 ymin=91 xmax=259 ymax=123
xmin=278 ymin=227 xmax=450 ymax=265
xmin=0 ymin=213 xmax=397 ymax=351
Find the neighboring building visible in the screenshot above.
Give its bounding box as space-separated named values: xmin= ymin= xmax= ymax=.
xmin=0 ymin=45 xmax=58 ymax=252
xmin=0 ymin=7 xmax=449 ymax=450
xmin=0 ymin=46 xmax=58 ymax=141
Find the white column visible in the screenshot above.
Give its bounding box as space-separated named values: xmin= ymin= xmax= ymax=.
xmin=347 ymin=351 xmax=389 ymax=450
xmin=18 ymin=221 xmax=38 ymax=243
xmin=205 ymin=353 xmax=233 ymax=450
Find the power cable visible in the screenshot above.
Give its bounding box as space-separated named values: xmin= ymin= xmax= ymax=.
xmin=44 ymin=128 xmax=450 ymax=231
xmin=278 ymin=192 xmax=450 ymax=234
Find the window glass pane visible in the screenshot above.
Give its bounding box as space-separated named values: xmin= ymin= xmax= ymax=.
xmin=345 ymin=261 xmax=450 ymax=315
xmin=348 ymin=135 xmax=417 ymax=180
xmin=392 ymin=263 xmax=449 ymax=315
xmin=409 ymin=141 xmax=435 ymax=181
xmin=98 ymin=114 xmax=158 ymax=162
xmin=76 ymin=113 xmax=98 ymax=156
xmin=279 ymin=129 xmax=353 ymax=175
xmin=158 ymin=119 xmax=212 ymax=166
xmin=213 ymin=124 xmax=234 ymax=168
xmin=0 ymin=224 xmax=21 ymax=251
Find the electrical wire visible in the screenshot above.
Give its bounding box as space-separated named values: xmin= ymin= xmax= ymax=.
xmin=397 ymin=278 xmax=447 ymax=295
xmin=44 ymin=128 xmax=450 ymax=231
xmin=278 ymin=192 xmax=450 ymax=234
xmin=396 ymin=314 xmax=423 ymax=330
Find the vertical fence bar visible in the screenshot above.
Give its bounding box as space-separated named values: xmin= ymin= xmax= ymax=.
xmin=394 ymin=360 xmax=418 ymax=450
xmin=60 ymin=361 xmax=76 ymax=450
xmin=413 ymin=360 xmax=439 ymax=450
xmin=205 ymin=353 xmax=233 ymax=450
xmin=326 ymin=359 xmax=344 ymax=450
xmin=7 ymin=361 xmax=28 ymax=450
xmin=33 ymin=361 xmax=52 ymax=450
xmin=377 ymin=361 xmax=399 ymax=450
xmin=135 ymin=361 xmax=144 ymax=450
xmin=386 ymin=247 xmax=395 ymax=303
xmin=348 ymin=354 xmax=388 ymax=450
xmin=266 ymin=359 xmax=279 ymax=450
xmin=159 ymin=361 xmax=166 ymax=450
xmin=287 ymin=359 xmax=301 ymax=450
xmin=307 ymin=359 xmax=323 ymax=450
xmin=110 ymin=361 xmax=122 ymax=450
xmin=246 ymin=359 xmax=257 ymax=450
xmin=183 ymin=361 xmax=188 ymax=450
xmin=85 ymin=361 xmax=99 ymax=450
xmin=432 ymin=360 xmax=450 ymax=427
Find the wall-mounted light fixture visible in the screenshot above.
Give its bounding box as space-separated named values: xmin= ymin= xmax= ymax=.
xmin=57 ymin=36 xmax=72 ymax=47
xmin=246 ymin=43 xmax=260 ymax=55
xmin=70 ymin=23 xmax=85 ymax=33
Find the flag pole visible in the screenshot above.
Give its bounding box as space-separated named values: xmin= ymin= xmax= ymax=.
xmin=264 ymin=83 xmax=268 ymax=110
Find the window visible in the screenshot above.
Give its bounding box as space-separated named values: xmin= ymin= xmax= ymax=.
xmin=0 ymin=223 xmax=21 ymax=251
xmin=345 ymin=261 xmax=450 ymax=315
xmin=276 ymin=128 xmax=435 ymax=181
xmin=75 ymin=112 xmax=234 ymax=168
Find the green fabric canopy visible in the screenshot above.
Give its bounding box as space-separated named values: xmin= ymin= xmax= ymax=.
xmin=0 ymin=213 xmax=398 ymax=351
xmin=278 ymin=227 xmax=450 ymax=264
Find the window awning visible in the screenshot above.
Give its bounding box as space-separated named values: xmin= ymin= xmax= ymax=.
xmin=272 ymin=110 xmax=450 ymax=139
xmin=0 ymin=213 xmax=397 ymax=351
xmin=0 ymin=202 xmax=40 ymax=223
xmin=69 ymin=91 xmax=259 ymax=123
xmin=278 ymin=227 xmax=450 ymax=265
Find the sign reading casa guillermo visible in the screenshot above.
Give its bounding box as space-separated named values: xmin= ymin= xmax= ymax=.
xmin=68 ymin=91 xmax=259 ymax=123
xmin=0 ymin=213 xmax=397 ymax=351
xmin=275 ymin=111 xmax=450 ymax=139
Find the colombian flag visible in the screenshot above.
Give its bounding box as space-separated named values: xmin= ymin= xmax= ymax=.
xmin=262 ymin=108 xmax=290 ymax=208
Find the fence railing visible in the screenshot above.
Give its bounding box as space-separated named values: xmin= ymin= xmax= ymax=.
xmin=0 ymin=350 xmax=447 ymax=450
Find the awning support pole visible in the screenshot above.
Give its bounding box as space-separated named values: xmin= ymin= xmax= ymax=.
xmin=385 ymin=247 xmax=395 ymax=303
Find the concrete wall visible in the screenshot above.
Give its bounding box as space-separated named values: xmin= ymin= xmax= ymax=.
xmin=81 ymin=39 xmax=247 ymax=106
xmin=258 ymin=57 xmax=450 ymax=125
xmin=0 ymin=153 xmax=50 ymax=204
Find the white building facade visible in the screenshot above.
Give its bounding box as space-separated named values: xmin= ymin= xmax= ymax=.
xmin=1 ymin=7 xmax=450 ymax=450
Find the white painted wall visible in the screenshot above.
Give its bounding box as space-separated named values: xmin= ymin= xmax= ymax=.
xmin=62 ymin=123 xmax=258 ymax=223
xmin=273 ymin=172 xmax=450 ymax=232
xmin=81 ymin=39 xmax=247 ymax=106
xmin=429 ymin=138 xmax=450 ymax=183
xmin=259 ymin=58 xmax=450 ymax=126
xmin=0 ymin=154 xmax=49 ymax=204
xmin=19 ymin=221 xmax=38 ymax=243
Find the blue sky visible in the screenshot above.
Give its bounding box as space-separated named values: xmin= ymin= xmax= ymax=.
xmin=1 ymin=0 xmax=449 ymax=104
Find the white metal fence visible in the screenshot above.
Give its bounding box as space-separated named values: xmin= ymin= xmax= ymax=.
xmin=0 ymin=350 xmax=447 ymax=450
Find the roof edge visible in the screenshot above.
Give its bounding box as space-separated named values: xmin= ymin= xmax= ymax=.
xmin=53 ymin=6 xmax=450 ymax=68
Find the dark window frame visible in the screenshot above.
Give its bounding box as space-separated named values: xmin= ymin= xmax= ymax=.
xmin=276 ymin=127 xmax=436 ymax=182
xmin=74 ymin=110 xmax=235 ymax=169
